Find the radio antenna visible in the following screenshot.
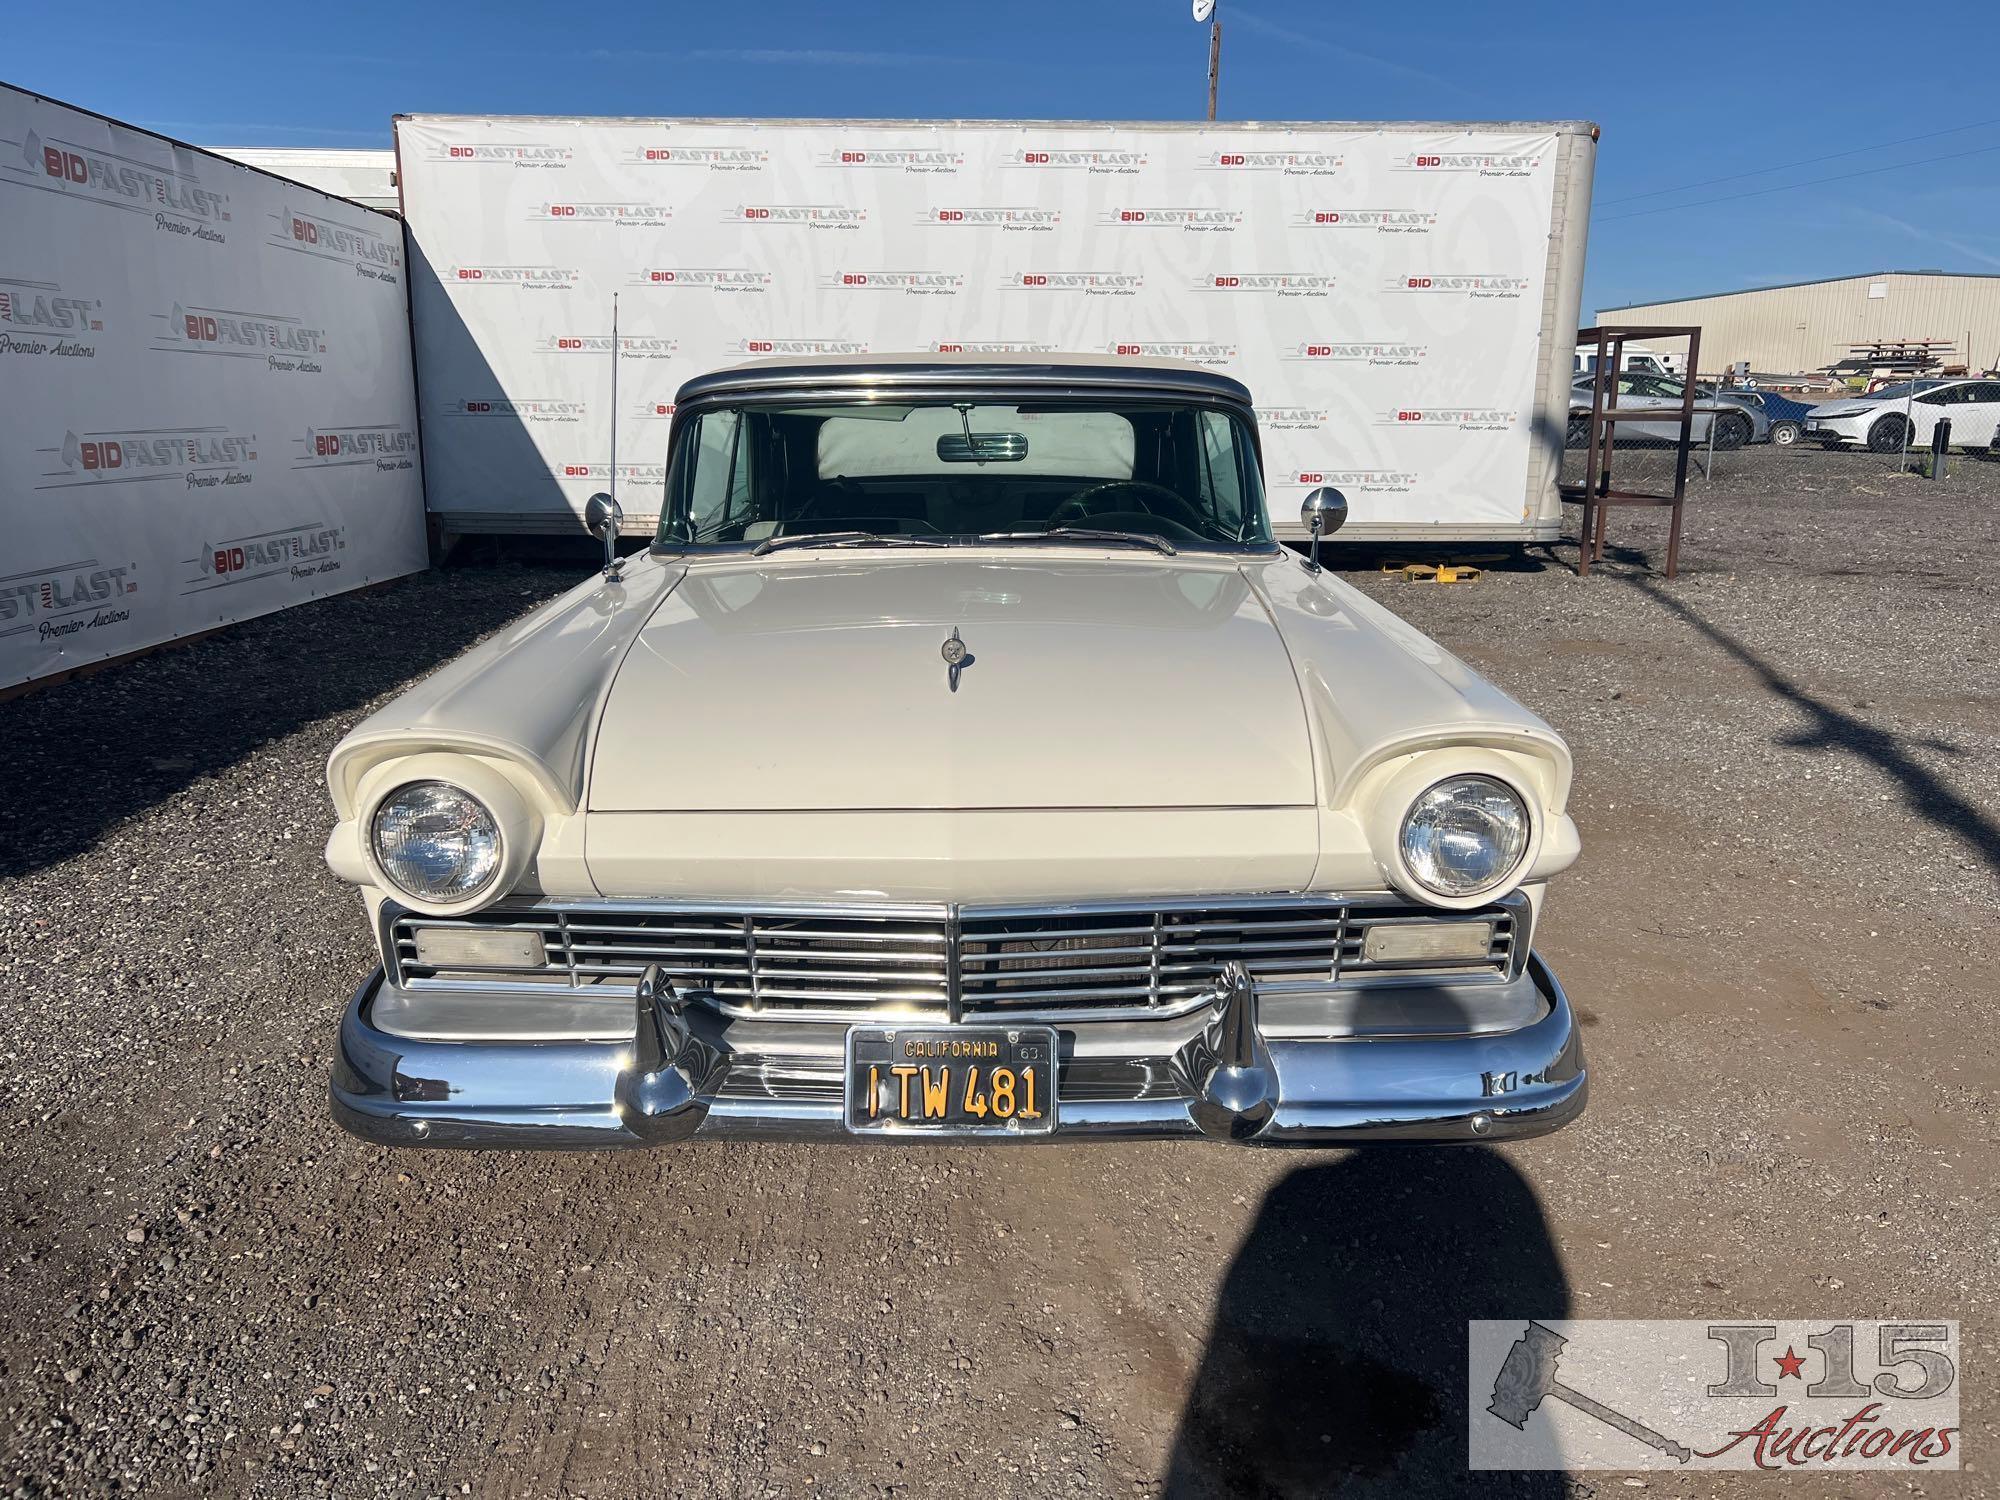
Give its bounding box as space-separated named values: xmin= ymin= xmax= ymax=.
xmin=608 ymin=292 xmax=619 ymax=509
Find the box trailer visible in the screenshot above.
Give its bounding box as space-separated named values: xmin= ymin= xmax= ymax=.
xmin=0 ymin=84 xmax=428 ymax=691
xmin=395 ymin=116 xmax=1596 ymax=543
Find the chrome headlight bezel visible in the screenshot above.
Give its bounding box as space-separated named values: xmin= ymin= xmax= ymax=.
xmin=368 ymin=780 xmax=504 ymax=907
xmin=1397 ymin=773 xmax=1533 ymax=902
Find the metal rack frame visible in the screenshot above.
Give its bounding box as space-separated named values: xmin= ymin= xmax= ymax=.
xmin=1564 ymin=325 xmax=1702 ymax=578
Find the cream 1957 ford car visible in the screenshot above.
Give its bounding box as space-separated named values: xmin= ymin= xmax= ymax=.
xmin=326 ymin=356 xmax=1584 ymax=1148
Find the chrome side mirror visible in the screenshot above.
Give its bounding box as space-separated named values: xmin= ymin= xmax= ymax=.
xmin=585 ymin=492 xmax=624 ymax=578
xmin=1299 ymin=486 xmax=1348 ymax=573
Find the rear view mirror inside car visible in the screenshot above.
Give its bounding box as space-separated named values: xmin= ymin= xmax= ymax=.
xmin=936 ymin=432 xmax=1029 ymax=463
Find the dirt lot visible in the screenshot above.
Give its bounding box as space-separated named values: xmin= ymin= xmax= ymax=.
xmin=1 ymin=447 xmax=1994 ymax=1498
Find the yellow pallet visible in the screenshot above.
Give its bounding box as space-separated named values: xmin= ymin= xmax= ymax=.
xmin=1381 ymin=562 xmax=1483 ymax=584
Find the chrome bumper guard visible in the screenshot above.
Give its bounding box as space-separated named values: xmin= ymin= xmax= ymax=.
xmin=331 ymin=955 xmax=1584 ymax=1149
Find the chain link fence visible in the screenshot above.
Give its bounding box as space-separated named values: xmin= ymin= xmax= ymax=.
xmin=1560 ymin=376 xmax=2000 ymax=494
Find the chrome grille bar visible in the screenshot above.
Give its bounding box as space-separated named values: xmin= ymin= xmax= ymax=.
xmin=386 ymin=895 xmax=1520 ymax=1021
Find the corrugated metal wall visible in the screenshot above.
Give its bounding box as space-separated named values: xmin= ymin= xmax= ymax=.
xmin=1598 ymin=272 xmax=2000 ymax=377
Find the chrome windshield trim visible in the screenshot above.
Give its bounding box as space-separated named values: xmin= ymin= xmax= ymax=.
xmin=652 ymin=377 xmax=1267 ymax=554
xmin=672 ymin=361 xmax=1254 ymax=409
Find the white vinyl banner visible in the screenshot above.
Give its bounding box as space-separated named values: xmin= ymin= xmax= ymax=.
xmin=397 ymin=116 xmax=1573 ymax=538
xmin=0 ymin=85 xmax=427 ymax=689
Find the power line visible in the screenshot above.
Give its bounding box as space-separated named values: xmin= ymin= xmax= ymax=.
xmin=1593 ymin=141 xmax=2000 ymax=223
xmin=1596 ymin=116 xmax=2000 ymax=206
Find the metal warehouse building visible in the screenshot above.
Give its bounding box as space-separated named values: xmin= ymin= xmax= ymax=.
xmin=1598 ymin=270 xmax=2000 ymax=378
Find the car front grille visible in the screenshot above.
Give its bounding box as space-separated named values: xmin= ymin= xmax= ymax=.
xmin=387 ymin=896 xmax=1519 ymax=1022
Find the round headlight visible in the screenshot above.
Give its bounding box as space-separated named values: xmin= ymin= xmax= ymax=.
xmin=370 ymin=781 xmax=502 ymax=904
xmin=1399 ymin=775 xmax=1531 ymax=899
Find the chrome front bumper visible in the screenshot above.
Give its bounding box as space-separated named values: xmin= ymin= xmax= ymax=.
xmin=330 ymin=954 xmax=1586 ymax=1149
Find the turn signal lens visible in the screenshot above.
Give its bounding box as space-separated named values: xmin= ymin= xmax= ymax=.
xmin=1361 ymin=921 xmax=1495 ymax=963
xmin=410 ymin=928 xmax=543 ymax=969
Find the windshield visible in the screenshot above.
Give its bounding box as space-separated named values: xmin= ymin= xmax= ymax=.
xmin=657 ymin=400 xmax=1272 ymax=551
xmin=1859 ymin=381 xmax=1944 ymax=402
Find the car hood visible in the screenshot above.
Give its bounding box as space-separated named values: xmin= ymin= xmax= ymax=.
xmin=586 ymin=552 xmax=1317 ymax=811
xmin=1807 ymin=400 xmax=1878 ymax=417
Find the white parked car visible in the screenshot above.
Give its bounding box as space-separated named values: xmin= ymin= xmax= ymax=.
xmin=1805 ymin=379 xmax=2000 ymax=453
xmin=325 ymin=357 xmax=1584 ymax=1149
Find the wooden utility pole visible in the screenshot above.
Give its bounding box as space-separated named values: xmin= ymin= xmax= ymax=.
xmin=1206 ymin=18 xmax=1221 ymax=121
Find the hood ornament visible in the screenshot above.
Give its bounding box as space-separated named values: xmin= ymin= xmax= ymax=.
xmin=940 ymin=627 xmax=972 ymax=692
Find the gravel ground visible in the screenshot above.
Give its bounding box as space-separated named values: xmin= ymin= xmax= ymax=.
xmin=1 ymin=447 xmax=1995 ymax=1498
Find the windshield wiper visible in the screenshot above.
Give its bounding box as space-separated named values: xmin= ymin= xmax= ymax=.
xmin=976 ymin=526 xmax=1178 ymax=557
xmin=752 ymin=530 xmax=947 ymax=557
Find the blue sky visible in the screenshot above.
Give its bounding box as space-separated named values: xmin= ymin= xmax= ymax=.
xmin=12 ymin=0 xmax=2000 ymax=314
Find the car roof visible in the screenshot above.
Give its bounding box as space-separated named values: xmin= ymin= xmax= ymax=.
xmin=676 ymin=353 xmax=1254 ymax=408
xmin=1857 ymin=379 xmax=1955 ymax=397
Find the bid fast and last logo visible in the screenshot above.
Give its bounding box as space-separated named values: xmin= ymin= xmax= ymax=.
xmin=821 ymin=271 xmax=964 ymax=296
xmin=821 ymin=147 xmax=962 ymax=174
xmin=1004 ymin=271 xmax=1143 ymax=296
xmin=1284 ymin=340 xmax=1427 ymax=367
xmin=448 ymin=397 xmax=584 ymax=425
xmin=0 ymin=558 xmax=138 ymax=645
xmin=917 ymin=206 xmax=1061 ymax=232
xmin=1395 ymin=149 xmax=1542 ymax=176
xmin=726 ymin=204 xmax=866 ymax=229
xmin=152 ymin=301 xmax=326 ymax=373
xmin=624 ymin=144 xmax=766 ymax=172
xmin=448 ymin=265 xmax=578 ymax=290
xmin=10 ymin=127 xmax=230 ymax=239
xmin=539 ymin=333 xmax=678 ymax=360
xmin=1195 ymin=272 xmax=1331 ymax=297
xmin=35 ymin=426 xmax=256 ymax=490
xmin=628 ymin=267 xmax=770 ymax=292
xmin=0 ymin=274 xmax=104 ymax=357
xmin=554 ymin=459 xmax=667 ymax=487
xmin=1098 ymin=206 xmax=1242 ymax=232
xmin=1107 ymin=340 xmax=1235 ymax=367
xmin=930 ymin=340 xmax=1057 ymax=354
xmin=1385 ymin=273 xmax=1530 ymax=300
xmin=1000 ymin=148 xmax=1145 ymax=174
xmin=270 ymin=206 xmax=400 ymax=280
xmin=186 ymin=524 xmax=346 ymax=593
xmin=1200 ymin=149 xmax=1343 ymax=176
xmin=528 ymin=201 xmax=674 ymax=227
xmin=1286 ymin=467 xmax=1420 ymax=494
xmin=1291 ymin=208 xmax=1437 ymax=234
xmin=1379 ymin=406 xmax=1516 ymax=432
xmin=293 ymin=424 xmax=417 ymax=473
xmin=434 ymin=141 xmax=571 ymax=168
xmin=732 ymin=337 xmax=869 ymax=357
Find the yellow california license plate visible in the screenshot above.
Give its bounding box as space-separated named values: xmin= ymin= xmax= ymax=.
xmin=844 ymin=1026 xmax=1058 ymax=1136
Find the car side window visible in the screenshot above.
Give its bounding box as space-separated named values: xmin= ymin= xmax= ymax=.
xmin=682 ymin=410 xmax=753 ymax=539
xmin=1915 ymin=388 xmax=1955 ymax=406
xmin=1198 ymin=410 xmax=1247 ymax=535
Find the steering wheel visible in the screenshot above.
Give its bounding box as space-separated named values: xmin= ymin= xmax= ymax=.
xmin=1051 ymin=480 xmax=1204 ymax=530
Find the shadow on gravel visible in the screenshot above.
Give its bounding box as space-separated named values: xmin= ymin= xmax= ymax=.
xmin=1164 ymin=1148 xmax=1568 ymax=1499
xmin=1317 ymin=541 xmax=1557 ymax=578
xmin=1625 ymin=577 xmax=2000 ymax=879
xmin=0 ymin=561 xmax=580 ymax=881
